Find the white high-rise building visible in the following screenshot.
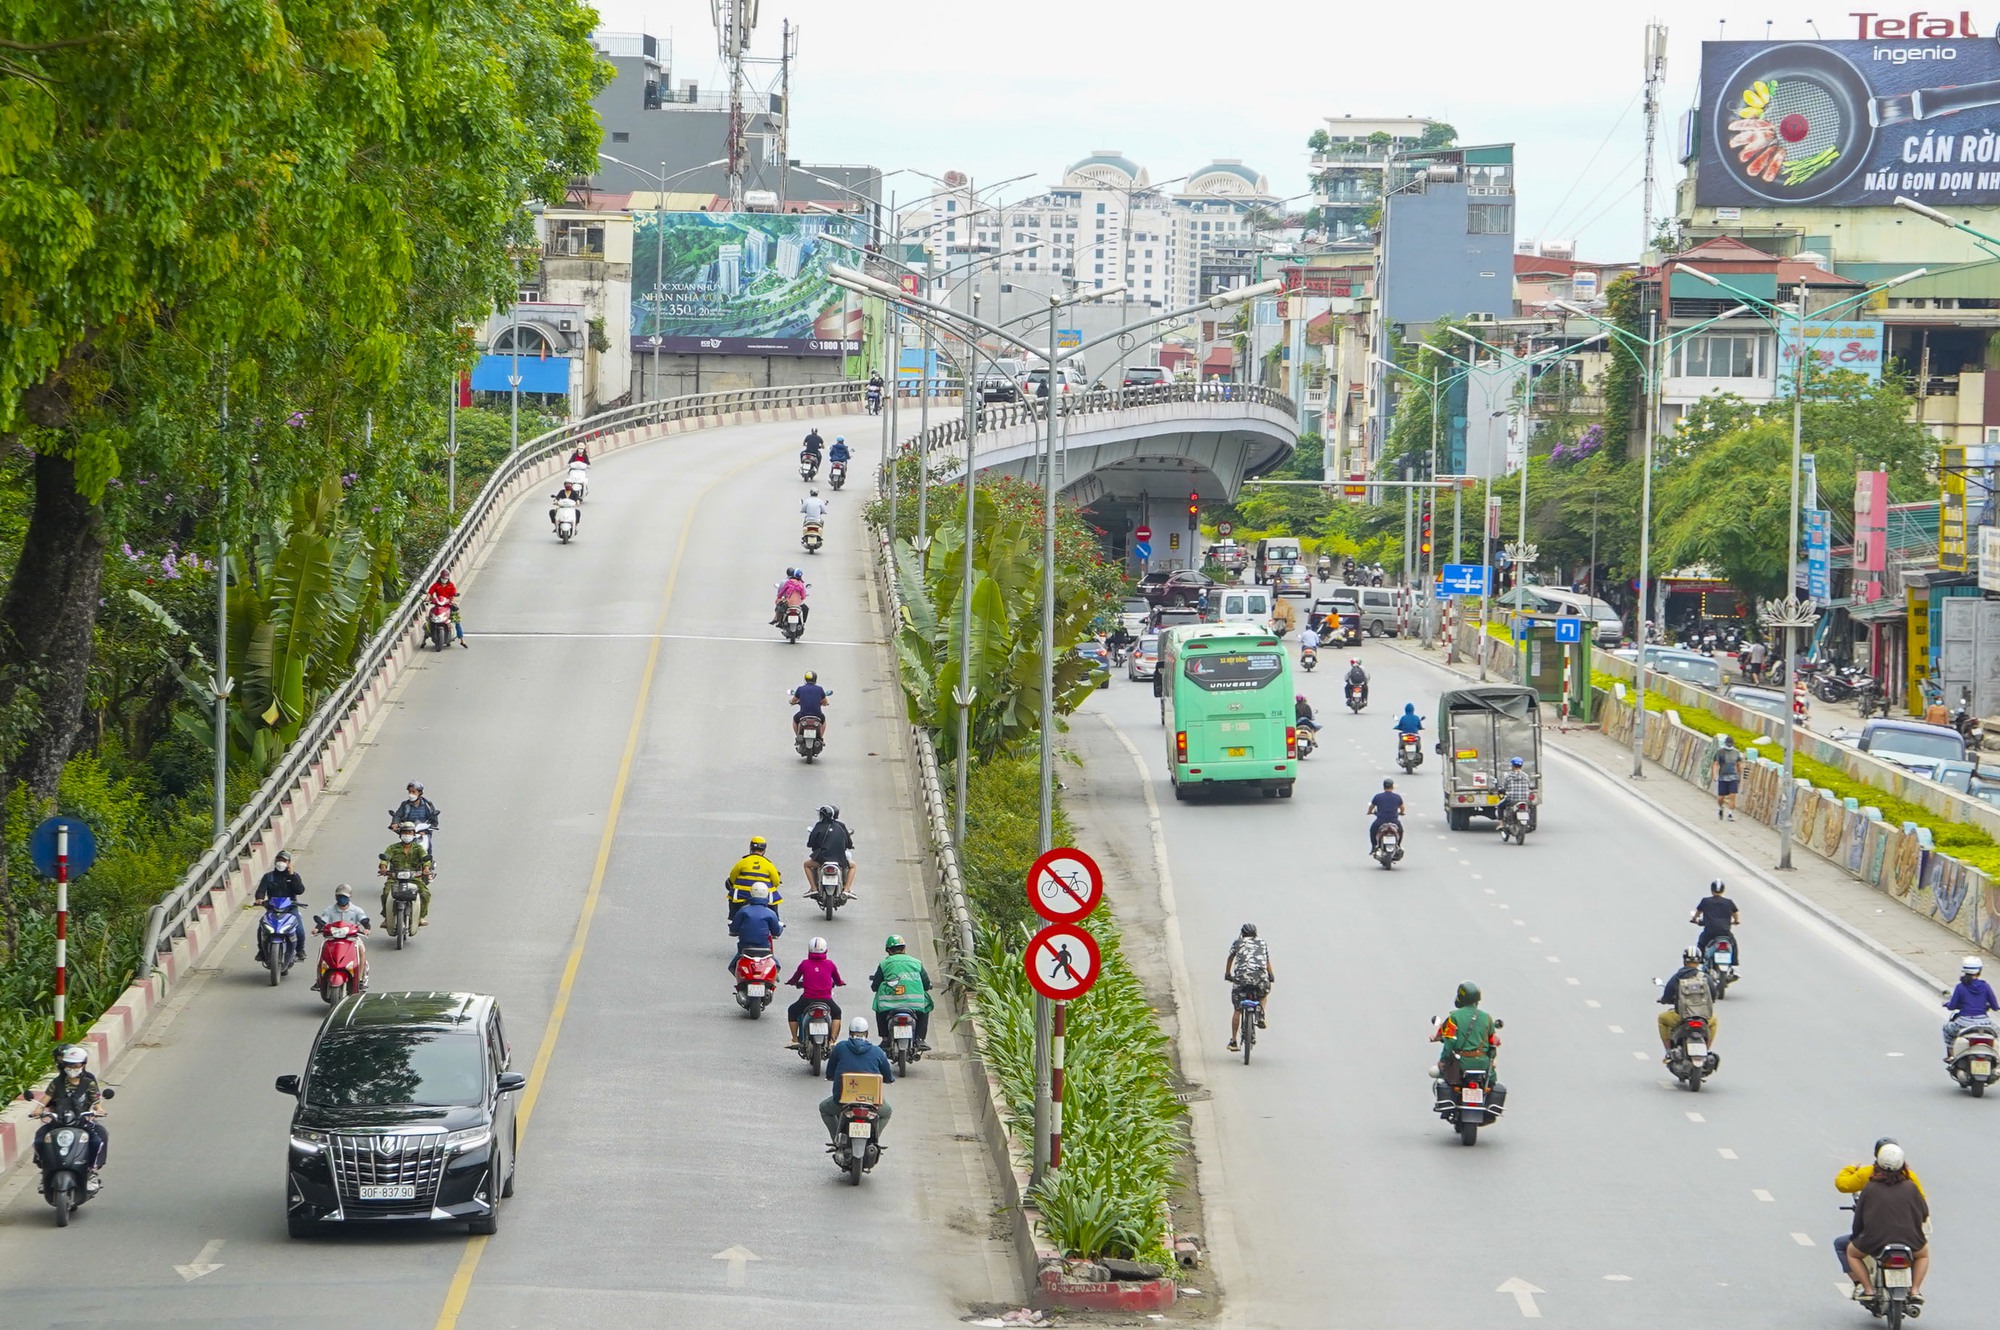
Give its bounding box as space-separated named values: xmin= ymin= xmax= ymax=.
xmin=716 ymin=242 xmax=742 ymax=296
xmin=774 ymin=232 xmax=804 ymax=280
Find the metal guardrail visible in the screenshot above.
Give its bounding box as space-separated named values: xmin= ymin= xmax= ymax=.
xmin=138 ymin=380 xmax=864 ymax=972
xmin=897 ymin=381 xmax=1297 ymax=464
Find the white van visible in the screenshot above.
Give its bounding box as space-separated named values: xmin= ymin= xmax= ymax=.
xmin=1205 ymin=586 xmax=1273 ymax=631
xmin=1535 ymin=590 xmax=1623 ymax=643
xmin=1331 ymin=585 xmax=1402 ymax=637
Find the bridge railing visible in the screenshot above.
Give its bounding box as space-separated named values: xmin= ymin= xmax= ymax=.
xmin=138 ymin=380 xmax=864 ymax=972
xmin=892 ymin=381 xmax=1297 ymax=469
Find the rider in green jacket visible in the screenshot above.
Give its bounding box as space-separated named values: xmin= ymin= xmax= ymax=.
xmin=870 ymin=934 xmax=935 ymax=1051
xmin=378 ymin=823 xmax=435 ymax=925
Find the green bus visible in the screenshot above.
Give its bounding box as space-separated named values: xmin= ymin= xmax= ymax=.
xmin=1155 ymin=624 xmax=1298 ymax=801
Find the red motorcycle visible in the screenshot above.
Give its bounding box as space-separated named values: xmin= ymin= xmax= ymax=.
xmin=315 ymin=921 xmax=366 ymax=1006
xmin=424 ymin=599 xmax=453 ymax=651
xmin=733 ymin=948 xmax=779 ymax=1019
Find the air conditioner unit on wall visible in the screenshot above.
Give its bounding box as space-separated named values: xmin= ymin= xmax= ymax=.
xmin=557 ymin=317 xmax=576 ymax=331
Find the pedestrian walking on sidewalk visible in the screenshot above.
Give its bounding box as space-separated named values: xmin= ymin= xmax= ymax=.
xmin=1709 ymin=735 xmax=1742 ymax=821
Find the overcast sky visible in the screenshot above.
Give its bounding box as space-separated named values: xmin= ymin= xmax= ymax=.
xmin=586 ymin=2 xmax=1871 ymax=260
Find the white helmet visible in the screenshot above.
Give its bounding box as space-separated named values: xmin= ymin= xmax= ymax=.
xmin=1875 ymin=1141 xmax=1907 ymax=1173
xmin=749 ymin=884 xmax=771 ymax=903
xmin=809 ymin=936 xmax=828 ymax=955
xmin=847 ymin=1016 xmax=871 ymax=1036
xmin=1964 ymin=956 xmax=1984 ymax=974
xmin=56 ymin=1044 xmax=87 ymax=1068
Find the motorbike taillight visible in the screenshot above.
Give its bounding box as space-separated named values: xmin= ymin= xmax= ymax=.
xmin=1882 ymin=1252 xmax=1913 ymax=1270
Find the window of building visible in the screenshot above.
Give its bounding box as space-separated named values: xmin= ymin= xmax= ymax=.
xmin=946 ymin=200 xmax=957 ymax=211
xmin=1673 ymin=333 xmax=1768 ymax=378
xmin=1467 ymin=203 xmax=1513 ymax=235
xmin=517 ymin=289 xmax=542 ymax=304
xmin=1144 ymin=280 xmax=1153 ymax=289
xmin=1144 ymin=265 xmax=1153 ymax=274
xmin=1094 ymin=278 xmax=1104 ymax=288
xmin=1095 ymin=202 xmax=1106 ymax=214
xmin=1014 ymin=262 xmax=1024 ymax=272
xmin=1094 ymin=263 xmax=1104 ymax=274
xmin=1145 ymin=249 xmax=1154 ymax=258
xmin=611 ymin=131 xmax=630 ymax=143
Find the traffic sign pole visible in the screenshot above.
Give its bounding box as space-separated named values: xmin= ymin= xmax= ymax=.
xmin=54 ymin=823 xmax=67 ymax=1042
xmin=1050 ymin=1001 xmax=1067 ymax=1171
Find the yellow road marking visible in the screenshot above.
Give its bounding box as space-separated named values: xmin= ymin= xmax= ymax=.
xmin=434 ymin=448 xmax=764 ymax=1329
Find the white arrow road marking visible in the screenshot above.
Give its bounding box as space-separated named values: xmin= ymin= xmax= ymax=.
xmin=1497 ymin=1277 xmax=1545 ymax=1317
xmin=175 ymin=1239 xmax=225 ymax=1282
xmin=712 ymin=1245 xmax=761 ymax=1288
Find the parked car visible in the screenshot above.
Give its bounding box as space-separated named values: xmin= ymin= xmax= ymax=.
xmin=1721 ymin=684 xmax=1789 ymax=720
xmin=1137 ymin=571 xmax=1175 ymax=605
xmin=1855 ymin=718 xmax=1966 ymax=773
xmin=1616 ymin=645 xmax=1725 ymax=691
xmin=276 ymin=991 xmax=523 ymax=1238
xmin=1127 ymin=634 xmax=1160 ymax=681
xmin=1122 ymin=365 xmax=1170 ymax=388
xmin=1074 ymin=640 xmax=1111 ymax=689
xmin=1155 ymin=569 xmax=1216 ymax=605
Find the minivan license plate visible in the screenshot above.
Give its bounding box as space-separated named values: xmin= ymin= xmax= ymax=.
xmin=359 ymin=1184 xmax=416 ymax=1201
xmin=1226 ymin=746 xmax=1248 ymax=758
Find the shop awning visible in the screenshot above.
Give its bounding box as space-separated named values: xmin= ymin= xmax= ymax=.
xmin=471 ymin=354 xmax=570 ymax=394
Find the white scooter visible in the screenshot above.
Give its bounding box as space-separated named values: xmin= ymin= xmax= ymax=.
xmin=553 ymin=498 xmax=579 ymax=543
xmin=564 ymin=461 xmax=590 ymax=502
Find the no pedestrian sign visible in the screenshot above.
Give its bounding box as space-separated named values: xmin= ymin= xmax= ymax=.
xmin=1026 ymin=847 xmax=1104 ymax=924
xmin=1025 ymin=922 xmax=1102 ymax=1001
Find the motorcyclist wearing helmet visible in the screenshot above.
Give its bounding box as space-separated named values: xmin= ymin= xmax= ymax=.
xmin=1846 ymin=1142 xmax=1930 ymax=1308
xmin=801 ymin=489 xmax=830 ymax=525
xmin=802 ymin=426 xmax=824 ymax=458
xmin=805 ymin=803 xmax=859 ymax=901
xmin=550 ymin=481 xmax=583 ymax=530
xmin=791 ymin=671 xmax=831 ymax=736
xmin=30 ymin=1044 xmax=108 ymax=1182
xmin=871 ymin=935 xmax=934 ymax=1051
xmin=828 ymin=435 xmax=851 ymax=465
xmin=390 ymin=781 xmax=441 ymax=839
xmin=1942 ymin=954 xmax=2000 ymax=1057
xmin=1224 ymin=924 xmax=1275 ymax=1052
xmin=1296 ymin=621 xmax=1321 ymax=655
xmin=1834 ymin=1136 xmax=1928 ymax=1278
xmin=253 ymin=849 xmax=308 ymax=965
xmin=1657 ymin=947 xmax=1717 ymax=1056
xmin=314 ymin=885 xmax=372 ymax=990
xmin=1394 ymin=702 xmax=1425 ymax=736
xmin=1344 ymin=657 xmax=1369 ymax=707
xmin=1366 ymin=777 xmax=1404 ymax=851
xmin=786 ymin=936 xmax=846 ymax=1049
xmin=1496 ymin=756 xmax=1536 ymax=831
xmin=772 ymin=568 xmax=809 ymax=627
xmin=728 ymin=883 xmax=784 ymax=968
xmin=724 ymin=836 xmax=784 ymax=921
xmin=1690 ymin=879 xmax=1741 ymax=966
xmin=820 ymin=1016 xmax=896 ymax=1144
xmin=1294 ymin=693 xmax=1321 ymax=733
xmin=377 ymin=820 xmax=435 ymax=927
xmin=1431 ymin=981 xmax=1504 ymax=1109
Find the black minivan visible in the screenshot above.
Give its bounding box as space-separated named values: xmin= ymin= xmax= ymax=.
xmin=277 ymin=991 xmax=523 ymax=1237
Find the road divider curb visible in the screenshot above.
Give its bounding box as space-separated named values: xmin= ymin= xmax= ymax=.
xmin=0 ymin=388 xmax=861 ymax=1185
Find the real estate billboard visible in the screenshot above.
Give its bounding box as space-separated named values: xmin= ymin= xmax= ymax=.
xmin=1696 ymin=33 xmax=2000 ymax=207
xmin=630 ymin=212 xmax=863 ymax=355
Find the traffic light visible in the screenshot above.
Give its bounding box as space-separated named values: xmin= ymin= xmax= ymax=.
xmin=1419 ymin=498 xmax=1433 ymax=558
xmin=1187 ymin=489 xmax=1199 ymax=531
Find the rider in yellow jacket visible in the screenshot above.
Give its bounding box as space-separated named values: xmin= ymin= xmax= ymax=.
xmin=724 ymin=837 xmax=783 ymax=921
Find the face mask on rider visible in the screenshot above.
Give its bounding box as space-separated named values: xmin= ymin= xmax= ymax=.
xmin=400 ymin=834 xmax=414 ymax=845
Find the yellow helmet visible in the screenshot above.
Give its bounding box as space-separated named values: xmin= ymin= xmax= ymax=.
xmin=749 ymin=836 xmax=767 ymax=852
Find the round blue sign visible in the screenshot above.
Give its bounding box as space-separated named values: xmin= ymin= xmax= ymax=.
xmin=30 ymin=816 xmax=97 ymax=878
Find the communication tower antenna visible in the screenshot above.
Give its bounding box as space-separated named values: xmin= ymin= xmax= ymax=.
xmin=711 ymin=0 xmax=760 ymax=209
xmin=1641 ymin=22 xmax=1669 ymax=254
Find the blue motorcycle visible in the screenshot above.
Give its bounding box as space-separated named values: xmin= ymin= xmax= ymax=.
xmin=257 ymin=895 xmax=306 ymax=986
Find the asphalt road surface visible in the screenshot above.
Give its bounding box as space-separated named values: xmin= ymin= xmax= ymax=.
xmin=0 ymin=416 xmax=1014 ymax=1328
xmin=1067 ymin=634 xmax=1989 ymax=1329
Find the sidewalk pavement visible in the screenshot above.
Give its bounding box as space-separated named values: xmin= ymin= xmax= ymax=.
xmin=1402 ymin=640 xmax=1976 ymax=992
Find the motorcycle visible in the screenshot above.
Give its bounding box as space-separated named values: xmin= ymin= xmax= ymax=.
xmin=24 ymin=1087 xmax=112 ymax=1226
xmin=733 ymin=947 xmax=779 ymax=1018
xmin=1701 ymin=935 xmax=1740 ymax=1000
xmin=830 ymin=1098 xmax=884 ymax=1185
xmin=315 ymin=919 xmax=365 ymax=1005
xmin=829 ymin=459 xmax=848 ymax=490
xmin=1295 ymin=728 xmax=1315 ymax=760
xmin=1300 ymin=646 xmax=1318 ymax=673
xmin=796 ymin=714 xmax=827 ymax=762
xmin=866 ymin=387 xmax=883 ymax=416
xmin=383 ymin=870 xmax=423 ymax=950
xmin=798 ymin=999 xmax=837 ymax=1075
xmin=1946 ymin=1015 xmax=2000 ymax=1097
xmin=1812 ymin=667 xmax=1867 ymax=704
xmin=1345 ymin=681 xmax=1368 ymax=714
xmin=258 ymin=894 xmax=307 ymax=986
xmin=1316 ymin=557 xmax=1334 ymax=582
xmin=1665 ymin=1012 xmax=1720 ymax=1092
xmin=564 ymin=462 xmax=590 ymax=501
xmin=553 ymin=502 xmax=578 ymax=543
xmin=778 ymin=603 xmax=807 ymax=644
xmin=1855 ymin=1242 xmax=1921 ymax=1326
xmin=425 ymin=600 xmax=453 ymax=651
xmin=1431 ymin=1024 xmax=1504 ymax=1146
xmin=1397 ymin=732 xmax=1424 ymax=772
xmin=884 ymin=1010 xmax=922 ymax=1074
xmin=799 ymin=450 xmax=820 ymax=481
xmin=810 ymin=859 xmax=848 ymax=920
xmin=1499 ymin=799 xmax=1531 ymax=846
xmin=1372 ymin=822 xmax=1404 ymax=870
xmin=802 ymin=521 xmax=824 ymax=555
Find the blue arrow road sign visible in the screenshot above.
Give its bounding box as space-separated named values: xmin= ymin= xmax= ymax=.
xmin=1133 ymin=541 xmax=1152 ymax=561
xmin=1440 ymin=563 xmax=1489 ymax=596
xmin=1554 ymin=617 xmax=1583 ymax=644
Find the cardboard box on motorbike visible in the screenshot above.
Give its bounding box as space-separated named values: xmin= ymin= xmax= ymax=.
xmin=839 ymin=1073 xmax=884 ymax=1105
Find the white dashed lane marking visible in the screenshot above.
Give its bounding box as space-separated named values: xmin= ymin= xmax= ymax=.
xmin=1753 ymin=1189 xmax=1775 ymax=1202
xmin=1792 ymin=1233 xmax=1814 ymax=1246
xmin=1719 ymin=1148 xmax=1738 ymax=1160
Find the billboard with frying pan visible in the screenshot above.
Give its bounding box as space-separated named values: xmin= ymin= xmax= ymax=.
xmin=1697 ymin=34 xmax=2000 ymax=207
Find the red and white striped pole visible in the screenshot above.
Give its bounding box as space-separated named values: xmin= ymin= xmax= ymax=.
xmin=1049 ymin=1001 xmax=1067 ymax=1171
xmin=54 ymin=823 xmax=69 ymax=1042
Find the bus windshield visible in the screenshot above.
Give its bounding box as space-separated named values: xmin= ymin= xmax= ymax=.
xmin=1183 ymin=650 xmax=1285 ymax=691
